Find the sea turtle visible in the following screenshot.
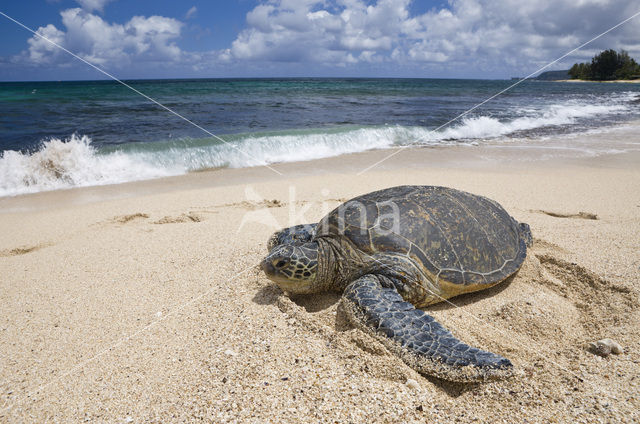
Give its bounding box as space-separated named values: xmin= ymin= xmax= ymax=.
xmin=261 ymin=185 xmax=531 ymax=382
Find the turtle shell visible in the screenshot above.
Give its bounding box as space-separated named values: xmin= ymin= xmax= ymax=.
xmin=316 ymin=185 xmax=527 ymax=289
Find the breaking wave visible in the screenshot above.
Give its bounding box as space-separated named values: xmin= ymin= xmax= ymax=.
xmin=0 ymin=135 xmax=173 ymax=197
xmin=0 ymin=93 xmax=634 ymax=197
xmin=437 ymin=102 xmax=629 ymax=140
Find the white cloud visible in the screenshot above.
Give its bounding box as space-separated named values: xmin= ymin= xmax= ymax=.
xmin=76 ymin=0 xmax=115 ymax=13
xmin=224 ymin=0 xmax=640 ymax=75
xmin=226 ymin=0 xmax=410 ymax=66
xmin=12 ymin=0 xmax=640 ymax=78
xmin=26 ymin=24 xmax=66 ymax=64
xmin=185 ymin=6 xmax=197 ymax=20
xmin=21 ymin=8 xmax=183 ymax=68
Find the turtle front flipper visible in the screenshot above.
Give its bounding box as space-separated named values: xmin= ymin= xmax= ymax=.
xmin=341 ymin=275 xmax=513 ymax=383
xmin=267 ymin=224 xmax=317 ymax=251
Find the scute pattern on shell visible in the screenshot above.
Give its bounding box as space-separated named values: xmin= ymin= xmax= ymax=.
xmin=318 ymin=185 xmax=527 ymax=288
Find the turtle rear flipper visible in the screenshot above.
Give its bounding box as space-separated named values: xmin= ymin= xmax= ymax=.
xmin=341 ymin=275 xmax=514 ymax=383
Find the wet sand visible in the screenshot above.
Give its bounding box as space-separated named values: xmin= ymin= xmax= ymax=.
xmin=1 ymin=139 xmax=639 ymax=422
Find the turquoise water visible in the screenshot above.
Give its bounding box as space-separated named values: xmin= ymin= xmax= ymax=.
xmin=1 ymin=78 xmax=639 ymax=196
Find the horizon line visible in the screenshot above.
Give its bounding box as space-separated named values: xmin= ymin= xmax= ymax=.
xmin=0 ymin=74 xmax=563 ymax=84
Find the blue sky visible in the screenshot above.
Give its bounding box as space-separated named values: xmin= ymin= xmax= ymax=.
xmin=1 ymin=0 xmax=639 ymax=81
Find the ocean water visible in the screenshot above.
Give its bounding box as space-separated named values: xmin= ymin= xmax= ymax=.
xmin=1 ymin=78 xmax=639 ymax=197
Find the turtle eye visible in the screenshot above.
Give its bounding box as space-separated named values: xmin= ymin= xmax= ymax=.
xmin=274 ymin=259 xmax=287 ymax=269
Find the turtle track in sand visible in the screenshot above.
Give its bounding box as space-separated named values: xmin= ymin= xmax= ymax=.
xmin=153 ymin=212 xmax=204 ymax=224
xmin=535 ymin=253 xmax=636 ymax=335
xmin=533 ymin=210 xmax=598 ymax=220
xmin=112 ymin=213 xmax=149 ymax=224
xmin=108 ymin=211 xmax=214 ymax=225
xmin=490 ymin=240 xmax=638 ymax=364
xmin=0 ymin=243 xmax=52 ymax=257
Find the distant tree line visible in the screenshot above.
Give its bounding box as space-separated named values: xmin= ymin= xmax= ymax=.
xmin=568 ymin=49 xmax=640 ymax=80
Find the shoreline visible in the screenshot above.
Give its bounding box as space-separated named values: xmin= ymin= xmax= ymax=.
xmin=2 ymin=143 xmax=639 ymax=214
xmin=1 ymin=132 xmax=639 ymax=421
xmin=2 ymin=120 xmax=640 ymax=212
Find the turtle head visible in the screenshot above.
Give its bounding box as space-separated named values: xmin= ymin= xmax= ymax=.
xmin=261 ymin=242 xmax=320 ymax=294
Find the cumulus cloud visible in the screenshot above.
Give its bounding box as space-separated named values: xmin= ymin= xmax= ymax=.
xmin=11 ymin=0 xmax=640 ymax=78
xmin=224 ymin=0 xmax=640 ymax=75
xmin=26 ymin=24 xmax=66 ymax=64
xmin=225 ymin=0 xmax=410 ymax=66
xmin=76 ymin=0 xmax=115 ymax=13
xmin=21 ymin=8 xmax=183 ymax=68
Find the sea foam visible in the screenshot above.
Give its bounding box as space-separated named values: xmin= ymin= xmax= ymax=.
xmin=437 ymin=102 xmax=629 ymax=141
xmin=0 ymin=135 xmax=172 ymax=197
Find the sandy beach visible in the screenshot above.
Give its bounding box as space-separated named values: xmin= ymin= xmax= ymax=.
xmin=1 ymin=133 xmax=639 ymax=422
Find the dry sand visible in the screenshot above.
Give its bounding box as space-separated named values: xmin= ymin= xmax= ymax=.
xmin=1 ymin=139 xmax=639 ymax=423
